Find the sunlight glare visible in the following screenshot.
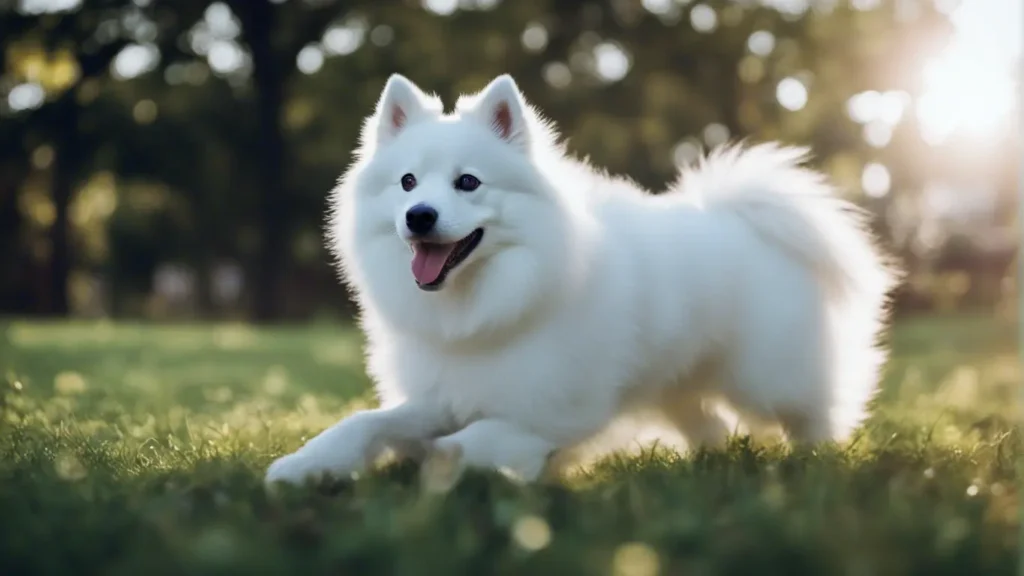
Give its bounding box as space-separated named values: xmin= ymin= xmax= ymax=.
xmin=914 ymin=0 xmax=1020 ymax=144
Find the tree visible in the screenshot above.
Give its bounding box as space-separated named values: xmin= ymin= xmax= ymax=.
xmin=1 ymin=2 xmax=135 ymax=314
xmin=214 ymin=0 xmax=378 ymax=321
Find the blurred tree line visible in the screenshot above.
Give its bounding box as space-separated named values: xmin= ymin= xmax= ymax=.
xmin=0 ymin=0 xmax=1017 ymax=322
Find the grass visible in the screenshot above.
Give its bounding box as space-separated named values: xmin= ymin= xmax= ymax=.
xmin=0 ymin=313 xmax=1018 ymax=575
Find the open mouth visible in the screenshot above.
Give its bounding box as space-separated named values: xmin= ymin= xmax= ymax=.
xmin=410 ymin=228 xmax=484 ymax=291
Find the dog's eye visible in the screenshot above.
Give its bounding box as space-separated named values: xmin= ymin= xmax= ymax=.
xmin=400 ymin=173 xmax=417 ymax=192
xmin=454 ymin=174 xmax=481 ymax=192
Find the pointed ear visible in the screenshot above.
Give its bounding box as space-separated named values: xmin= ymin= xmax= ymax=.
xmin=371 ymin=74 xmax=440 ymax=146
xmin=465 ymin=74 xmax=530 ymax=150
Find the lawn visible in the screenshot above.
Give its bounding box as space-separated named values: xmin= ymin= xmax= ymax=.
xmin=0 ymin=313 xmax=1018 ymax=575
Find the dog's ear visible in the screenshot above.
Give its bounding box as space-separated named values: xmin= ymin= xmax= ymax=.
xmin=370 ymin=74 xmax=440 ymax=146
xmin=466 ymin=74 xmax=530 ymax=150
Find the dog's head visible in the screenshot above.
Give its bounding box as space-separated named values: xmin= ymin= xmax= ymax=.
xmin=331 ymin=74 xmax=580 ymax=341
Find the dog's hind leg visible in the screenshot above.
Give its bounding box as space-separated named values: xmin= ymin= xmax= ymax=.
xmin=721 ymin=261 xmax=837 ymax=447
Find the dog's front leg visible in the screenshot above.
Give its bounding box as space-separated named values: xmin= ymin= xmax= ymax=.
xmin=421 ymin=419 xmax=557 ymax=490
xmin=265 ymin=402 xmax=445 ymax=486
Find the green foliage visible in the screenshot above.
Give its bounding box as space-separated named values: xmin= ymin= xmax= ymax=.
xmin=0 ymin=314 xmax=1017 ymax=575
xmin=0 ymin=1 xmax=1016 ymax=318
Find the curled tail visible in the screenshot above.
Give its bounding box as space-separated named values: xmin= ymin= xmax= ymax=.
xmin=678 ymin=143 xmax=902 ymax=441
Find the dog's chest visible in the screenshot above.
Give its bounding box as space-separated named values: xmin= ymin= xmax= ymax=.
xmin=398 ymin=342 xmax=574 ymax=429
xmin=433 ymin=357 xmax=536 ymax=425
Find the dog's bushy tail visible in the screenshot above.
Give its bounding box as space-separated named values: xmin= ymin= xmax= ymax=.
xmin=678 ymin=143 xmax=901 ymax=441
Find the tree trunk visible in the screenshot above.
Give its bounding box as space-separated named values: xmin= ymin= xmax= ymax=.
xmin=48 ymin=97 xmax=80 ymax=317
xmin=242 ymin=1 xmax=289 ymax=323
xmin=0 ymin=177 xmax=29 ymax=315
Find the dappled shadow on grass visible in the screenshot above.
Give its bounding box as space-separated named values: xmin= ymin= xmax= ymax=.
xmin=0 ymin=424 xmax=1017 ymax=576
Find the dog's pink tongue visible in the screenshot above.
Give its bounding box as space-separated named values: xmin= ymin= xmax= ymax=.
xmin=411 ymin=243 xmax=455 ymax=285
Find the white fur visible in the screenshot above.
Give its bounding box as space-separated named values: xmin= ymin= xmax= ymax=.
xmin=265 ymin=74 xmax=900 ymax=486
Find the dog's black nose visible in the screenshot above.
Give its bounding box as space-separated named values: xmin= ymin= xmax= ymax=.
xmin=405 ymin=204 xmax=438 ymax=236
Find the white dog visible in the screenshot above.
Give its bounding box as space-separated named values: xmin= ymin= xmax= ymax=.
xmin=265 ymin=74 xmax=898 ymax=486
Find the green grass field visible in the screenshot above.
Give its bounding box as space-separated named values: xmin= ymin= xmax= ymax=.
xmin=0 ymin=314 xmax=1018 ymax=575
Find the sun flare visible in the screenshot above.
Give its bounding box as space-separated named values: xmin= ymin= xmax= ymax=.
xmin=914 ymin=0 xmax=1021 ymax=144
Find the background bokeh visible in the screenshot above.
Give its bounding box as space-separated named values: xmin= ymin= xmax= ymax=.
xmin=0 ymin=0 xmax=1019 ymax=322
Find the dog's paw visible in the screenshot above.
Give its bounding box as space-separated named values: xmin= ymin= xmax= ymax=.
xmin=264 ymin=452 xmax=324 ymax=487
xmin=264 ymin=449 xmax=364 ymax=488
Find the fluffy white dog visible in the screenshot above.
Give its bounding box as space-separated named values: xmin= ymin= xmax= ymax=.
xmin=265 ymin=74 xmax=898 ymax=486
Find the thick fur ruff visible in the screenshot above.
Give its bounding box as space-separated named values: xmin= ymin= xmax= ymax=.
xmin=265 ymin=74 xmax=900 ymax=486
